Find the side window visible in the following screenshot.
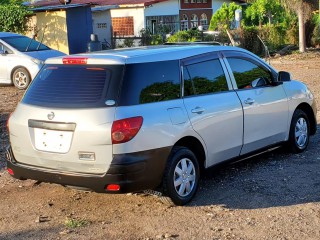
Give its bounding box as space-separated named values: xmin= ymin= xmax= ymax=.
xmin=0 ymin=43 xmax=12 ymax=54
xmin=183 ymin=59 xmax=228 ymax=96
xmin=227 ymin=58 xmax=272 ymax=89
xmin=120 ymin=60 xmax=180 ymax=105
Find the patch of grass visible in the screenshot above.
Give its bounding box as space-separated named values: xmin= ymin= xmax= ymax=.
xmin=64 ymin=218 xmax=89 ymax=228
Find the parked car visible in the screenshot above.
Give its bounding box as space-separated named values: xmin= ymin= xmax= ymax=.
xmin=6 ymin=45 xmax=317 ymax=205
xmin=0 ymin=32 xmax=65 ymax=90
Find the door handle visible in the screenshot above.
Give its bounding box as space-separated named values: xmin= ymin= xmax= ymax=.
xmin=244 ymin=98 xmax=255 ymax=105
xmin=191 ymin=107 xmax=205 ymax=114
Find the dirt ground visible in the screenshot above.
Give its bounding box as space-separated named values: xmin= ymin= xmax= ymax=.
xmin=1 ymin=51 xmax=320 ymax=240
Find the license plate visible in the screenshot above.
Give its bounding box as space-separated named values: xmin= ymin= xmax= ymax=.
xmin=34 ymin=128 xmax=73 ymax=153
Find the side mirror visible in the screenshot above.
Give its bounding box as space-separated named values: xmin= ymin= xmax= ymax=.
xmin=278 ymin=71 xmax=291 ymax=82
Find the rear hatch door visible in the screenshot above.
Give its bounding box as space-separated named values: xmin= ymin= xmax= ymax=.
xmin=9 ymin=63 xmax=124 ymax=174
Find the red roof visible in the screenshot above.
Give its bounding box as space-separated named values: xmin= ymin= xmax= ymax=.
xmin=32 ymin=0 xmax=169 ymax=7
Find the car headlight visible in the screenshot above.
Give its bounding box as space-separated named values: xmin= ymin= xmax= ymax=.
xmin=31 ymin=58 xmax=44 ymax=65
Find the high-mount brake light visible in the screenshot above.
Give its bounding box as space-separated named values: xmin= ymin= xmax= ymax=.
xmin=62 ymin=57 xmax=88 ymax=65
xmin=111 ymin=116 xmax=143 ymax=144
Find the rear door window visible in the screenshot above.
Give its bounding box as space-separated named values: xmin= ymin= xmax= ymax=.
xmin=183 ymin=59 xmax=229 ymax=96
xmin=23 ymin=64 xmax=124 ymax=108
xmin=119 ymin=60 xmax=180 ymax=105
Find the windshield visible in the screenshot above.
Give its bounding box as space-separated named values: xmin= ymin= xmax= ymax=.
xmin=2 ymin=36 xmax=51 ymax=52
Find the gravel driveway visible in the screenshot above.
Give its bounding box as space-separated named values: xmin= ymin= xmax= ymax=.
xmin=0 ymin=51 xmax=320 ymax=240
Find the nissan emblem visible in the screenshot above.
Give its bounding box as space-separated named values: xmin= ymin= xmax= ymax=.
xmin=47 ymin=112 xmax=55 ymax=120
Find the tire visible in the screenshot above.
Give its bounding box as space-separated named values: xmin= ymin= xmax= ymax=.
xmin=12 ymin=68 xmax=31 ymax=90
xmin=288 ymin=109 xmax=310 ymax=153
xmin=162 ymin=146 xmax=200 ymax=206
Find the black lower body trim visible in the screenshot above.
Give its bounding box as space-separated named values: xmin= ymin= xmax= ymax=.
xmin=6 ymin=146 xmax=172 ymax=193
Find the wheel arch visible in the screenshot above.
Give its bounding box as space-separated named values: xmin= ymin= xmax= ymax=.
xmin=295 ymin=103 xmax=317 ymax=135
xmin=174 ymin=136 xmax=206 ymax=172
xmin=10 ymin=66 xmax=31 ymax=83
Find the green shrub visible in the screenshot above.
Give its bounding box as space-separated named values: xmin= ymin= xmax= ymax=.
xmin=311 ymin=14 xmax=320 ymax=47
xmin=209 ymin=2 xmax=241 ymax=31
xmin=237 ymin=24 xmax=297 ymax=55
xmin=312 ymin=25 xmax=320 ymax=46
xmin=139 ymin=28 xmax=164 ymax=46
xmin=150 ymin=34 xmax=164 ymax=45
xmin=239 ymin=26 xmax=263 ymax=55
xmin=123 ymin=38 xmax=134 ymax=47
xmin=0 ymin=3 xmax=30 ymax=33
xmin=166 ymin=29 xmax=201 ymax=43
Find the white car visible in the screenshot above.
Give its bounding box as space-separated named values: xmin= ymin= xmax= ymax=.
xmin=0 ymin=32 xmax=65 ymax=89
xmin=6 ymin=45 xmax=317 ymax=205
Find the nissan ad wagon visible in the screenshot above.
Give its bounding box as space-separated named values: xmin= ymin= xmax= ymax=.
xmin=6 ymin=45 xmax=317 ymax=205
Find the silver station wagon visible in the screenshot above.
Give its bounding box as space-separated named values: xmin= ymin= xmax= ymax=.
xmin=6 ymin=45 xmax=317 ymax=205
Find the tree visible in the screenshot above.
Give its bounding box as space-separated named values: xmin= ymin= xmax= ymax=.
xmin=245 ymin=0 xmax=283 ymax=27
xmin=0 ymin=0 xmax=30 ymax=33
xmin=279 ymin=0 xmax=318 ymax=52
xmin=209 ymin=2 xmax=242 ymax=31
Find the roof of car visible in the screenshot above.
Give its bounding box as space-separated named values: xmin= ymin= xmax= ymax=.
xmin=46 ymin=45 xmax=254 ymax=65
xmin=0 ymin=32 xmax=22 ymax=38
xmin=164 ymin=41 xmax=222 ymax=46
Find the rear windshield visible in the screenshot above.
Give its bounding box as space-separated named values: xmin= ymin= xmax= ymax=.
xmin=2 ymin=36 xmax=50 ymax=52
xmin=22 ymin=64 xmax=124 ymax=108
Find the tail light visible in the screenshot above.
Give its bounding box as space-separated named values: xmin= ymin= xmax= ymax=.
xmin=111 ymin=116 xmax=143 ymax=144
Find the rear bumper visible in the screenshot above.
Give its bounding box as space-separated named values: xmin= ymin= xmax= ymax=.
xmin=6 ymin=145 xmax=171 ymax=193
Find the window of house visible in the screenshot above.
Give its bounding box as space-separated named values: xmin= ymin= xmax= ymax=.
xmin=97 ymin=23 xmax=107 ymax=29
xmin=227 ymin=58 xmax=272 ymax=89
xmin=184 ymin=0 xmax=189 ymax=2
xmin=197 ymin=0 xmax=202 ymax=3
xmin=200 ymin=13 xmax=207 ymax=26
xmin=181 ymin=14 xmax=189 ymax=31
xmin=112 ymin=17 xmax=134 ymax=36
xmin=183 ymin=59 xmax=229 ymax=96
xmin=190 ymin=14 xmax=198 ymax=28
xmin=191 ymin=0 xmax=196 ymax=3
xmin=203 ymin=0 xmax=207 ymax=2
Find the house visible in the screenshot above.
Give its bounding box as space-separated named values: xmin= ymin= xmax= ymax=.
xmin=29 ymin=0 xmax=245 ymax=51
xmin=30 ymin=3 xmax=94 ymax=54
xmin=180 ymin=0 xmax=245 ymax=31
xmin=98 ymin=0 xmax=245 ymax=37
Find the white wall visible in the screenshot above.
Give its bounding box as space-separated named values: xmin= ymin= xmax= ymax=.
xmin=92 ymin=11 xmax=112 ymax=45
xmin=145 ymin=0 xmax=179 ymax=17
xmin=110 ymin=8 xmax=144 ymax=36
xmin=212 ymin=0 xmax=234 ymax=13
